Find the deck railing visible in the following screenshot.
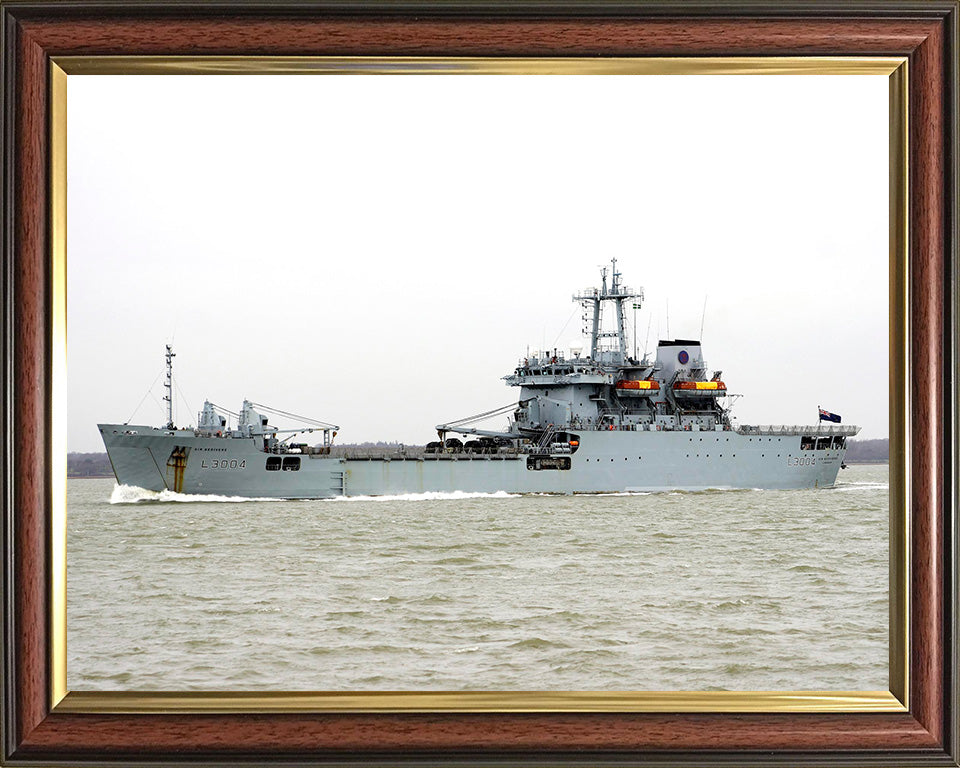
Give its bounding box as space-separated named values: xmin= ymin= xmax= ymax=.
xmin=735 ymin=424 xmax=860 ymax=436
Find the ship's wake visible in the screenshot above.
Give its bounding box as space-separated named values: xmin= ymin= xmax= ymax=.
xmin=328 ymin=490 xmax=520 ymax=503
xmin=829 ymin=482 xmax=890 ymax=492
xmin=109 ymin=484 xmax=282 ymax=504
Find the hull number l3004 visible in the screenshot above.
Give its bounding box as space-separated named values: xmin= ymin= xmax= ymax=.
xmin=200 ymin=459 xmax=247 ymax=469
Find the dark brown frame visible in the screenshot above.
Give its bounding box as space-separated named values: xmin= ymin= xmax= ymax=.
xmin=2 ymin=2 xmax=957 ymax=765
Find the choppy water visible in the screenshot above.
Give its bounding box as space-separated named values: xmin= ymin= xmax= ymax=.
xmin=67 ymin=465 xmax=888 ymax=691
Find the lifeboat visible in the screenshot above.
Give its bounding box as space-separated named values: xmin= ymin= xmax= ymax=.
xmin=615 ymin=379 xmax=660 ymax=397
xmin=672 ymin=380 xmax=727 ymax=397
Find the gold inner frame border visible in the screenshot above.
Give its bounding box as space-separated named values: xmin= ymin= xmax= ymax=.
xmin=48 ymin=55 xmax=909 ymax=715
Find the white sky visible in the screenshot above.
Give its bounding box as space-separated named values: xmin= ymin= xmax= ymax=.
xmin=67 ymin=74 xmax=889 ymax=452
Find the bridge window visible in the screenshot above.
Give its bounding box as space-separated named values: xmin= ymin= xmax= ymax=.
xmin=832 ymin=436 xmax=846 ymax=449
xmin=816 ymin=437 xmax=831 ymax=450
xmin=265 ymin=456 xmax=281 ymax=471
xmin=282 ymin=456 xmax=301 ymax=471
xmin=800 ymin=436 xmax=816 ymax=451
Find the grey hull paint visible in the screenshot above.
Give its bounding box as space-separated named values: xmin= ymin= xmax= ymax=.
xmin=99 ymin=423 xmax=846 ymax=498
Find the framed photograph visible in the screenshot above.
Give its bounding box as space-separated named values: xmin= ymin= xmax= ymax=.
xmin=2 ymin=2 xmax=956 ymax=766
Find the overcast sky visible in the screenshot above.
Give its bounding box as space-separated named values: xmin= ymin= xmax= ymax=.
xmin=67 ymin=74 xmax=888 ymax=452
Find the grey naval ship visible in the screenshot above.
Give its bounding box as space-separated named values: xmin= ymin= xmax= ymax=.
xmin=99 ymin=261 xmax=858 ymax=498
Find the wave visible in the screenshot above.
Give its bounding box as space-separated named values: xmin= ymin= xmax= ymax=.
xmin=508 ymin=636 xmax=571 ymax=650
xmin=830 ymin=482 xmax=889 ymax=492
xmin=327 ymin=490 xmax=519 ymax=502
xmin=109 ymin=484 xmax=282 ymax=504
xmin=564 ymin=491 xmax=653 ymax=497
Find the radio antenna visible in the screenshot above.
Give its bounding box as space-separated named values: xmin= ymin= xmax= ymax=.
xmin=700 ymin=296 xmax=708 ymax=341
xmin=642 ymin=314 xmax=652 ymax=362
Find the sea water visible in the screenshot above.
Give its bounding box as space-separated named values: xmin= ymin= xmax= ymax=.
xmin=67 ymin=464 xmax=889 ymax=691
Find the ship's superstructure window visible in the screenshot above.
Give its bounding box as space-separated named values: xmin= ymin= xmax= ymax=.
xmin=800 ymin=436 xmax=816 ymax=451
xmin=282 ymin=457 xmax=301 ymax=471
xmin=832 ymin=436 xmax=846 ymax=449
xmin=265 ymin=456 xmax=281 ymax=471
xmin=816 ymin=437 xmax=831 ymax=450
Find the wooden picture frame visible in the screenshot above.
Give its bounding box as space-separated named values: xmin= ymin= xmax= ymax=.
xmin=2 ymin=2 xmax=956 ymax=765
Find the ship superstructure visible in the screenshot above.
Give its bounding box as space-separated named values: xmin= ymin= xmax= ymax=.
xmin=499 ymin=259 xmax=729 ymax=438
xmin=99 ymin=262 xmax=858 ymax=498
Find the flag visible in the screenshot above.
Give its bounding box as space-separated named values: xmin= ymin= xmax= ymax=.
xmin=819 ymin=407 xmax=841 ymax=424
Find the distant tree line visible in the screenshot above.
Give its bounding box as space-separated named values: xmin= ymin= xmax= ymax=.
xmin=844 ymin=438 xmax=889 ymax=463
xmin=67 ymin=453 xmax=113 ymax=477
xmin=328 ymin=442 xmax=426 ymax=458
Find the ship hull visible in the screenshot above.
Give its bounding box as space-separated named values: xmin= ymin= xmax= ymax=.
xmin=99 ymin=424 xmax=848 ymax=498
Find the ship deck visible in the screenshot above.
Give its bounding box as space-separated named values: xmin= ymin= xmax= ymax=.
xmin=341 ymin=454 xmax=523 ymax=461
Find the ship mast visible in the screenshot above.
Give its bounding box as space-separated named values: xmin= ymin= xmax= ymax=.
xmin=163 ymin=344 xmax=175 ymax=429
xmin=611 ymin=258 xmax=629 ymax=361
xmin=573 ymin=258 xmax=643 ymax=364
